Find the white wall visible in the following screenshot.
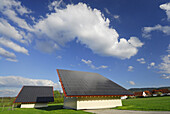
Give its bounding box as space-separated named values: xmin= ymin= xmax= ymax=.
xmin=64 ymin=97 xmax=122 ymax=110
xmin=20 ymin=103 xmax=48 ymax=108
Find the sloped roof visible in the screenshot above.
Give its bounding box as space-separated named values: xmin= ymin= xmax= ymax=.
xmin=14 ymin=86 xmax=54 ymax=103
xmin=57 ymin=69 xmax=133 ymax=97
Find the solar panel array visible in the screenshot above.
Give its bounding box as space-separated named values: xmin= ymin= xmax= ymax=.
xmin=14 ymin=86 xmax=54 ymax=103
xmin=57 ymin=69 xmax=133 ymax=96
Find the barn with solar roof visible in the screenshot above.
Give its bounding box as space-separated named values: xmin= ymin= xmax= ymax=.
xmin=57 ymin=69 xmax=133 ymax=110
xmin=14 ymin=86 xmax=54 ymax=108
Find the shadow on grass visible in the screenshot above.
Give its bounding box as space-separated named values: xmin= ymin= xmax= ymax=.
xmin=36 ymin=105 xmax=63 ymax=111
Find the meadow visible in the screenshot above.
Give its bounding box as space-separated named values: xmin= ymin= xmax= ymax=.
xmin=114 ymin=96 xmax=170 ymax=111
xmin=0 ymin=96 xmax=170 ymax=113
xmin=0 ymin=103 xmax=90 ymax=114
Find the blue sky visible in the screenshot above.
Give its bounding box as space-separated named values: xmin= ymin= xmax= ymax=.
xmin=0 ymin=0 xmax=169 ymax=97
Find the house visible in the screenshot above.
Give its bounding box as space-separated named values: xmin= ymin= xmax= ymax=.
xmin=57 ymin=69 xmax=133 ymax=110
xmin=121 ymin=96 xmax=128 ymax=99
xmin=14 ymin=86 xmax=54 ymax=108
xmin=144 ymin=91 xmax=152 ymax=96
xmin=134 ymin=91 xmax=151 ymax=97
xmin=134 ymin=91 xmax=145 ymax=97
xmin=152 ymin=89 xmax=170 ymax=96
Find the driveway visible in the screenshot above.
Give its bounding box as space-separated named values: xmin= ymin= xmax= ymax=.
xmin=84 ymin=109 xmax=170 ymax=114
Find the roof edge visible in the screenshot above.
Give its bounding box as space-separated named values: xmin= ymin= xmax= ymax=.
xmin=13 ymin=86 xmax=24 ymax=103
xmin=56 ymin=69 xmax=67 ymax=97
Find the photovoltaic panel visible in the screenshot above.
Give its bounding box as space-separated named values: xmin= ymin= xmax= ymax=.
xmin=14 ymin=86 xmax=54 ymax=103
xmin=57 ymin=69 xmax=133 ymax=96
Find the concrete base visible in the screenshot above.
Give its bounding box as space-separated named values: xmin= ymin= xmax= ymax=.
xmin=64 ymin=97 xmax=122 ymax=110
xmin=20 ymin=103 xmax=48 ymax=108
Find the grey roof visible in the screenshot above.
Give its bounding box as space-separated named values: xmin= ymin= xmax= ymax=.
xmin=14 ymin=86 xmax=54 ymax=103
xmin=57 ymin=69 xmax=133 ymax=96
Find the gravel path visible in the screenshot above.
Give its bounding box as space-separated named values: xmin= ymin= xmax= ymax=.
xmin=84 ymin=109 xmax=170 ymax=114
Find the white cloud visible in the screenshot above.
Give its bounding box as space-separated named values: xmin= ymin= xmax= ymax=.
xmin=0 ymin=0 xmax=32 ymax=31
xmin=56 ymin=55 xmax=62 ymax=59
xmin=35 ymin=40 xmax=59 ymax=53
xmin=0 ymin=76 xmax=61 ymax=97
xmin=6 ymin=58 xmax=18 ymax=62
xmin=0 ymin=0 xmax=31 ymax=15
xmin=0 ymin=18 xmax=24 ymax=42
xmin=104 ymin=8 xmax=120 ymax=20
xmin=0 ymin=76 xmax=61 ymax=89
xmin=128 ymin=81 xmax=135 ymax=85
xmin=160 ymin=2 xmax=170 ymax=21
xmin=34 ymin=3 xmax=143 ymax=59
xmin=128 ymin=66 xmax=134 ymax=71
xmin=0 ymin=47 xmax=16 ymax=59
xmin=104 ymin=8 xmax=111 ymax=14
xmin=0 ymin=89 xmax=19 ymax=97
xmin=158 ymin=50 xmax=170 ymax=79
xmin=0 ymin=38 xmax=29 ymax=55
xmin=158 ymin=54 xmax=170 ymax=74
xmin=143 ymin=24 xmax=170 ymax=38
xmin=48 ymin=0 xmax=64 ymax=11
xmin=128 ymin=37 xmax=144 ymax=47
xmin=142 ymin=3 xmax=170 ymax=38
xmin=113 ymin=15 xmax=120 ymax=19
xmin=161 ymin=74 xmax=170 ymax=79
xmin=81 ymin=59 xmax=108 ymax=69
xmin=137 ymin=58 xmax=146 ymax=64
xmin=0 ymin=0 xmax=34 ymax=61
xmin=147 ymin=62 xmax=155 ymax=69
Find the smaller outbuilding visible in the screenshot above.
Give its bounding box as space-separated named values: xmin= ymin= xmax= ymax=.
xmin=13 ymin=86 xmax=54 ymax=108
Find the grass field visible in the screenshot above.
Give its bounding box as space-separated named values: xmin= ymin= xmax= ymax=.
xmin=114 ymin=96 xmax=170 ymax=111
xmin=0 ymin=103 xmax=91 ymax=114
xmin=1 ymin=96 xmax=170 ymax=113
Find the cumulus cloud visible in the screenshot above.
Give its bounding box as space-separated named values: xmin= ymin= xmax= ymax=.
xmin=127 ymin=81 xmax=135 ymax=85
xmin=158 ymin=52 xmax=170 ymax=79
xmin=161 ymin=74 xmax=170 ymax=79
xmin=48 ymin=0 xmax=64 ymax=11
xmin=0 ymin=38 xmax=29 ymax=55
xmin=0 ymin=76 xmax=61 ymax=97
xmin=81 ymin=59 xmax=108 ymax=69
xmin=158 ymin=54 xmax=170 ymax=74
xmin=113 ymin=15 xmax=120 ymax=19
xmin=0 ymin=0 xmax=32 ymax=31
xmin=104 ymin=8 xmax=120 ymax=20
xmin=0 ymin=47 xmax=16 ymax=59
xmin=142 ymin=3 xmax=170 ymax=38
xmin=143 ymin=24 xmax=170 ymax=38
xmin=0 ymin=0 xmax=32 ymax=61
xmin=128 ymin=66 xmax=134 ymax=71
xmin=137 ymin=58 xmax=146 ymax=64
xmin=104 ymin=8 xmax=111 ymax=15
xmin=35 ymin=40 xmax=59 ymax=53
xmin=0 ymin=76 xmax=61 ymax=89
xmin=0 ymin=89 xmax=19 ymax=97
xmin=0 ymin=18 xmax=24 ymax=42
xmin=147 ymin=62 xmax=155 ymax=69
xmin=56 ymin=55 xmax=62 ymax=59
xmin=160 ymin=2 xmax=170 ymax=21
xmin=0 ymin=1 xmax=143 ymax=61
xmin=34 ymin=3 xmax=143 ymax=59
xmin=6 ymin=58 xmax=18 ymax=62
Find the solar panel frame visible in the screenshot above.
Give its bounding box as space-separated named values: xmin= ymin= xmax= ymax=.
xmin=57 ymin=69 xmax=133 ymax=97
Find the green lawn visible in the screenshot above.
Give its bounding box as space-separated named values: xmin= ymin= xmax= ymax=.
xmin=0 ymin=103 xmax=91 ymax=114
xmin=1 ymin=96 xmax=170 ymax=113
xmin=114 ymin=96 xmax=170 ymax=111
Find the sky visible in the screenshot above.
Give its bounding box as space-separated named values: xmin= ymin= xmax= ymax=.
xmin=0 ymin=0 xmax=170 ymax=97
